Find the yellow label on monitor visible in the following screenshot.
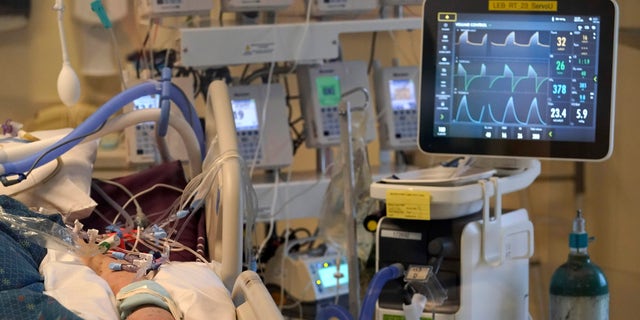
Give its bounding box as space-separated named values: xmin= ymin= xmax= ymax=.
xmin=488 ymin=1 xmax=557 ymax=12
xmin=386 ymin=190 xmax=431 ymax=220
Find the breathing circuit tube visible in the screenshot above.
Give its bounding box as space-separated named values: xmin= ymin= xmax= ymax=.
xmin=318 ymin=304 xmax=354 ymax=320
xmin=0 ymin=80 xmax=205 ymax=178
xmin=359 ymin=263 xmax=405 ymax=320
xmin=317 ymin=263 xmax=405 ymax=320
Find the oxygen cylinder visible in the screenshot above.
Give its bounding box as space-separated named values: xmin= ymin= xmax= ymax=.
xmin=549 ymin=210 xmax=609 ymax=320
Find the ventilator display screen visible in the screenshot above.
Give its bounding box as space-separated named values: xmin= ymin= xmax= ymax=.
xmin=419 ymin=0 xmax=617 ymax=160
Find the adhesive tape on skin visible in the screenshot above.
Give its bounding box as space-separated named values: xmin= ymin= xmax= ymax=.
xmin=116 ymin=280 xmax=183 ymax=320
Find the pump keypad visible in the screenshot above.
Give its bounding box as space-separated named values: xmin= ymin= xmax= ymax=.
xmin=393 ymin=109 xmax=418 ymax=140
xmin=321 ymin=107 xmax=341 ymax=137
xmin=237 ymin=130 xmax=262 ymax=163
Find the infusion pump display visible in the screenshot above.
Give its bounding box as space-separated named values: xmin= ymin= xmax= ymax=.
xmin=231 ymin=99 xmax=260 ymax=131
xmin=228 ymin=83 xmax=293 ymax=169
xmin=374 ymin=66 xmax=420 ymax=150
xmin=434 ymin=13 xmax=601 ymax=143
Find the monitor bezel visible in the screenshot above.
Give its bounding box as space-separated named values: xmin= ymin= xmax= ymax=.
xmin=418 ymin=0 xmax=618 ymax=160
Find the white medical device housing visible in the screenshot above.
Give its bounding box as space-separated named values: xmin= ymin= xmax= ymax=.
xmin=228 ymin=83 xmax=293 ymax=169
xmin=374 ymin=65 xmax=420 ymax=150
xmin=308 ymin=0 xmax=378 ymax=16
xmin=375 ymin=209 xmax=534 ymax=320
xmin=135 ymin=0 xmax=213 ymax=18
xmin=221 ymin=0 xmax=292 ymax=12
xmin=297 ymin=61 xmax=377 ymax=148
xmin=264 ymin=248 xmax=349 ymax=302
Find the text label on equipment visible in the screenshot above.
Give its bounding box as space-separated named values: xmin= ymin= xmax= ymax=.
xmin=488 ymin=1 xmax=558 ymax=12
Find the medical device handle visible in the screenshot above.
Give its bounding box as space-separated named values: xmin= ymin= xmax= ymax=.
xmin=480 ymin=178 xmax=503 ymax=266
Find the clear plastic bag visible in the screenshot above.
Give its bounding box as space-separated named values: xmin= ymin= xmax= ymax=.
xmin=0 ymin=206 xmax=99 ymax=257
xmin=317 ymin=106 xmax=376 ymax=262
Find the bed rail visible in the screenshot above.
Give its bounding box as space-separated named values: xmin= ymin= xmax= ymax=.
xmin=205 ymin=80 xmax=243 ymax=290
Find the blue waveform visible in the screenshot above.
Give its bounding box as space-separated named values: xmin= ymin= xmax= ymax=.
xmin=454 ymin=95 xmax=547 ymax=125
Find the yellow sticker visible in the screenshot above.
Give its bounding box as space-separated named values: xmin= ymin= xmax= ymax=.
xmin=386 ymin=190 xmax=431 ymax=220
xmin=488 ymin=1 xmax=557 ymax=12
xmin=437 ymin=12 xmax=457 ymax=22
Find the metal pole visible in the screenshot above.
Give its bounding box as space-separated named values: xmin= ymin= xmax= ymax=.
xmin=338 ymin=87 xmax=370 ymax=318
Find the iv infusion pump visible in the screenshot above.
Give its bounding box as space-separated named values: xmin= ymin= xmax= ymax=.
xmin=126 ymin=95 xmax=159 ymax=164
xmin=297 ymin=61 xmax=377 ymax=148
xmin=125 ymin=95 xmax=188 ymax=164
xmin=374 ymin=66 xmax=420 ymax=150
xmin=228 ymin=83 xmax=293 ymax=169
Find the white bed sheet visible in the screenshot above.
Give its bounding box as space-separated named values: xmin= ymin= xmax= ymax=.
xmin=40 ymin=250 xmax=236 ymax=320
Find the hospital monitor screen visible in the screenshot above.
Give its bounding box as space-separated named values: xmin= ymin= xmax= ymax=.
xmin=316 ymin=75 xmax=342 ymax=108
xmin=132 ymin=94 xmax=160 ymax=124
xmin=317 ymin=262 xmax=349 ymax=289
xmin=231 ymin=99 xmax=260 ymax=131
xmin=419 ymin=0 xmax=618 ymax=160
xmin=389 ymin=79 xmax=418 ymax=111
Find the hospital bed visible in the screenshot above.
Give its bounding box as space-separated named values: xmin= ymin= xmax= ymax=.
xmin=0 ymin=79 xmax=283 ymax=320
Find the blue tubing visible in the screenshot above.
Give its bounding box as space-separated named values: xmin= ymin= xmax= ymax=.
xmin=359 ymin=263 xmax=404 ymax=320
xmin=3 ymin=81 xmax=205 ymax=175
xmin=318 ymin=304 xmax=354 ymax=320
xmin=169 ymin=83 xmax=206 ymax=158
xmin=158 ymin=68 xmax=172 ymax=138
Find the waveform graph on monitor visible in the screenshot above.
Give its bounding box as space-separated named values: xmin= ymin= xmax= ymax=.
xmin=453 ymin=94 xmax=547 ymax=126
xmin=455 ymin=61 xmax=550 ymax=94
xmin=452 ymin=58 xmax=552 ymax=128
xmin=456 ymin=29 xmax=551 ymax=58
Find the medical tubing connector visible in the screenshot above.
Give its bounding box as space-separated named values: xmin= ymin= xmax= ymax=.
xmin=158 ymin=68 xmax=172 ymax=138
xmin=0 ymin=81 xmax=205 ymax=176
xmin=403 ymin=293 xmax=428 ymax=320
xmin=570 ymin=210 xmax=588 ymax=253
xmin=90 ymin=0 xmax=112 ymax=29
xmin=109 ymin=262 xmax=139 ymax=273
xmin=360 ymin=263 xmax=405 ymax=320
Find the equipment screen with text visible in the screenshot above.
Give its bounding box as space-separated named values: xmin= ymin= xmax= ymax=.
xmin=434 ymin=13 xmax=600 ymax=142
